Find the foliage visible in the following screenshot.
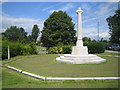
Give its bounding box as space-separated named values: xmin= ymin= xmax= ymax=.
xmin=2 ymin=40 xmax=37 ymax=60
xmin=106 ymin=10 xmax=120 ymax=44
xmin=62 ymin=45 xmax=72 ymax=54
xmin=3 ymin=26 xmax=27 ymax=43
xmin=83 ymin=37 xmax=91 ymax=46
xmin=41 ymin=10 xmax=76 ymax=48
xmin=48 ymin=45 xmax=71 ymax=54
xmin=32 ymin=25 xmax=40 ymax=42
xmin=2 ymin=25 xmax=40 ymax=44
xmin=83 ymin=41 xmax=89 ymax=46
xmin=48 ymin=47 xmax=62 ymax=54
xmin=83 ymin=37 xmax=91 ymax=42
xmin=87 ymin=42 xmax=105 ymax=54
xmin=25 ymin=35 xmax=33 ymax=43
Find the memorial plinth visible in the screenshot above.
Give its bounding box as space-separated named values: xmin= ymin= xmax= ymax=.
xmin=56 ymin=8 xmax=106 ymax=64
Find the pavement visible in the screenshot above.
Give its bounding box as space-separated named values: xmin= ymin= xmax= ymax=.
xmin=105 ymin=50 xmax=120 ymax=53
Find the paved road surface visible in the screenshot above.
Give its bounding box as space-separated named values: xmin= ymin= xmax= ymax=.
xmin=105 ymin=50 xmax=120 ymax=53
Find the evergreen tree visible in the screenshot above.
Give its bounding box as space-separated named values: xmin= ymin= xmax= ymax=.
xmin=41 ymin=10 xmax=76 ymax=47
xmin=32 ymin=25 xmax=40 ymax=42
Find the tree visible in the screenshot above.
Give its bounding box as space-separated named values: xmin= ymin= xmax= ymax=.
xmin=41 ymin=10 xmax=76 ymax=47
xmin=106 ymin=10 xmax=120 ymax=44
xmin=32 ymin=25 xmax=39 ymax=42
xmin=26 ymin=35 xmax=33 ymax=43
xmin=3 ymin=26 xmax=27 ymax=42
xmin=83 ymin=37 xmax=91 ymax=42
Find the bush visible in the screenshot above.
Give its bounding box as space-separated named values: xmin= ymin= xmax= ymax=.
xmin=83 ymin=41 xmax=89 ymax=46
xmin=48 ymin=45 xmax=71 ymax=54
xmin=2 ymin=40 xmax=37 ymax=60
xmin=48 ymin=47 xmax=62 ymax=54
xmin=88 ymin=42 xmax=105 ymax=54
xmin=62 ymin=45 xmax=71 ymax=54
xmin=48 ymin=42 xmax=105 ymax=54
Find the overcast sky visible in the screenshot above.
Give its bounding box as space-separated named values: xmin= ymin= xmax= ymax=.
xmin=1 ymin=1 xmax=118 ymax=40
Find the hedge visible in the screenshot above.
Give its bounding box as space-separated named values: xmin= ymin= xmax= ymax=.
xmin=48 ymin=42 xmax=105 ymax=54
xmin=48 ymin=45 xmax=71 ymax=54
xmin=2 ymin=40 xmax=37 ymax=60
xmin=88 ymin=42 xmax=105 ymax=54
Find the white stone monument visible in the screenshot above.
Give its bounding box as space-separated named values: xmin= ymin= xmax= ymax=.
xmin=56 ymin=8 xmax=106 ymax=64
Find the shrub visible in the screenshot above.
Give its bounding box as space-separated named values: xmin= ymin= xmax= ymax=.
xmin=83 ymin=41 xmax=89 ymax=46
xmin=2 ymin=40 xmax=37 ymax=60
xmin=88 ymin=42 xmax=105 ymax=54
xmin=48 ymin=42 xmax=105 ymax=54
xmin=62 ymin=45 xmax=71 ymax=54
xmin=48 ymin=45 xmax=71 ymax=54
xmin=48 ymin=47 xmax=62 ymax=54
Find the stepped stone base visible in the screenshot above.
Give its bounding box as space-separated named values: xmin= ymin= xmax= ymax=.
xmin=56 ymin=45 xmax=106 ymax=64
xmin=56 ymin=54 xmax=106 ymax=64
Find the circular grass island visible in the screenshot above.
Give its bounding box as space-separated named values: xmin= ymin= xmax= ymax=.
xmin=5 ymin=53 xmax=119 ymax=78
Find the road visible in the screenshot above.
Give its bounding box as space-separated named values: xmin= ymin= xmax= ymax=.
xmin=105 ymin=50 xmax=120 ymax=53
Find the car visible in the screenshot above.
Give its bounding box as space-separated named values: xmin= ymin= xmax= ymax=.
xmin=111 ymin=44 xmax=120 ymax=51
xmin=105 ymin=44 xmax=113 ymax=50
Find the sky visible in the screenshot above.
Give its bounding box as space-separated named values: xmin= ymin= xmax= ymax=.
xmin=0 ymin=1 xmax=119 ymax=40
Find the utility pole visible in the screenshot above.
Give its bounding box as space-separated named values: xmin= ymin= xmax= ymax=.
xmin=98 ymin=22 xmax=99 ymax=41
xmin=8 ymin=46 xmax=10 ymax=59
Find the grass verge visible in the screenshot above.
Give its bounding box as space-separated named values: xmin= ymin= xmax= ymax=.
xmin=2 ymin=67 xmax=119 ymax=88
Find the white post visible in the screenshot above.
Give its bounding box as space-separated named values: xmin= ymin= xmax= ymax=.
xmin=76 ymin=8 xmax=84 ymax=47
xmin=8 ymin=46 xmax=10 ymax=59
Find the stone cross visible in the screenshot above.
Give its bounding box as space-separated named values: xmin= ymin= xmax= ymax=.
xmin=76 ymin=8 xmax=83 ymax=47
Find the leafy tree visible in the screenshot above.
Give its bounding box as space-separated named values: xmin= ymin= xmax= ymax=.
xmin=19 ymin=27 xmax=28 ymax=44
xmin=32 ymin=25 xmax=40 ymax=42
xmin=106 ymin=10 xmax=120 ymax=44
xmin=92 ymin=39 xmax=96 ymax=42
xmin=41 ymin=10 xmax=76 ymax=47
xmin=3 ymin=26 xmax=27 ymax=42
xmin=83 ymin=37 xmax=91 ymax=46
xmin=26 ymin=35 xmax=33 ymax=43
xmin=20 ymin=27 xmax=27 ymax=38
xmin=83 ymin=37 xmax=91 ymax=42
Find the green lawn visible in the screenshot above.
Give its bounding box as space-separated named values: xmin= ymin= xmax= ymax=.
xmin=2 ymin=67 xmax=119 ymax=88
xmin=5 ymin=52 xmax=119 ymax=77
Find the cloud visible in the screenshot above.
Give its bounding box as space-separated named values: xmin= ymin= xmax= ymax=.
xmin=42 ymin=3 xmax=63 ymax=11
xmin=83 ymin=29 xmax=110 ymax=40
xmin=88 ymin=31 xmax=110 ymax=38
xmin=80 ymin=3 xmax=91 ymax=12
xmin=49 ymin=3 xmax=74 ymax=13
xmin=83 ymin=27 xmax=97 ymax=34
xmin=0 ymin=0 xmax=9 ymax=3
xmin=83 ymin=27 xmax=110 ymax=40
xmin=94 ymin=3 xmax=117 ymax=16
xmin=1 ymin=15 xmax=44 ymax=35
xmin=99 ymin=31 xmax=110 ymax=38
xmin=83 ymin=15 xmax=108 ymax=23
xmin=61 ymin=3 xmax=74 ymax=11
xmin=83 ymin=3 xmax=117 ymax=24
xmin=49 ymin=9 xmax=56 ymax=13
